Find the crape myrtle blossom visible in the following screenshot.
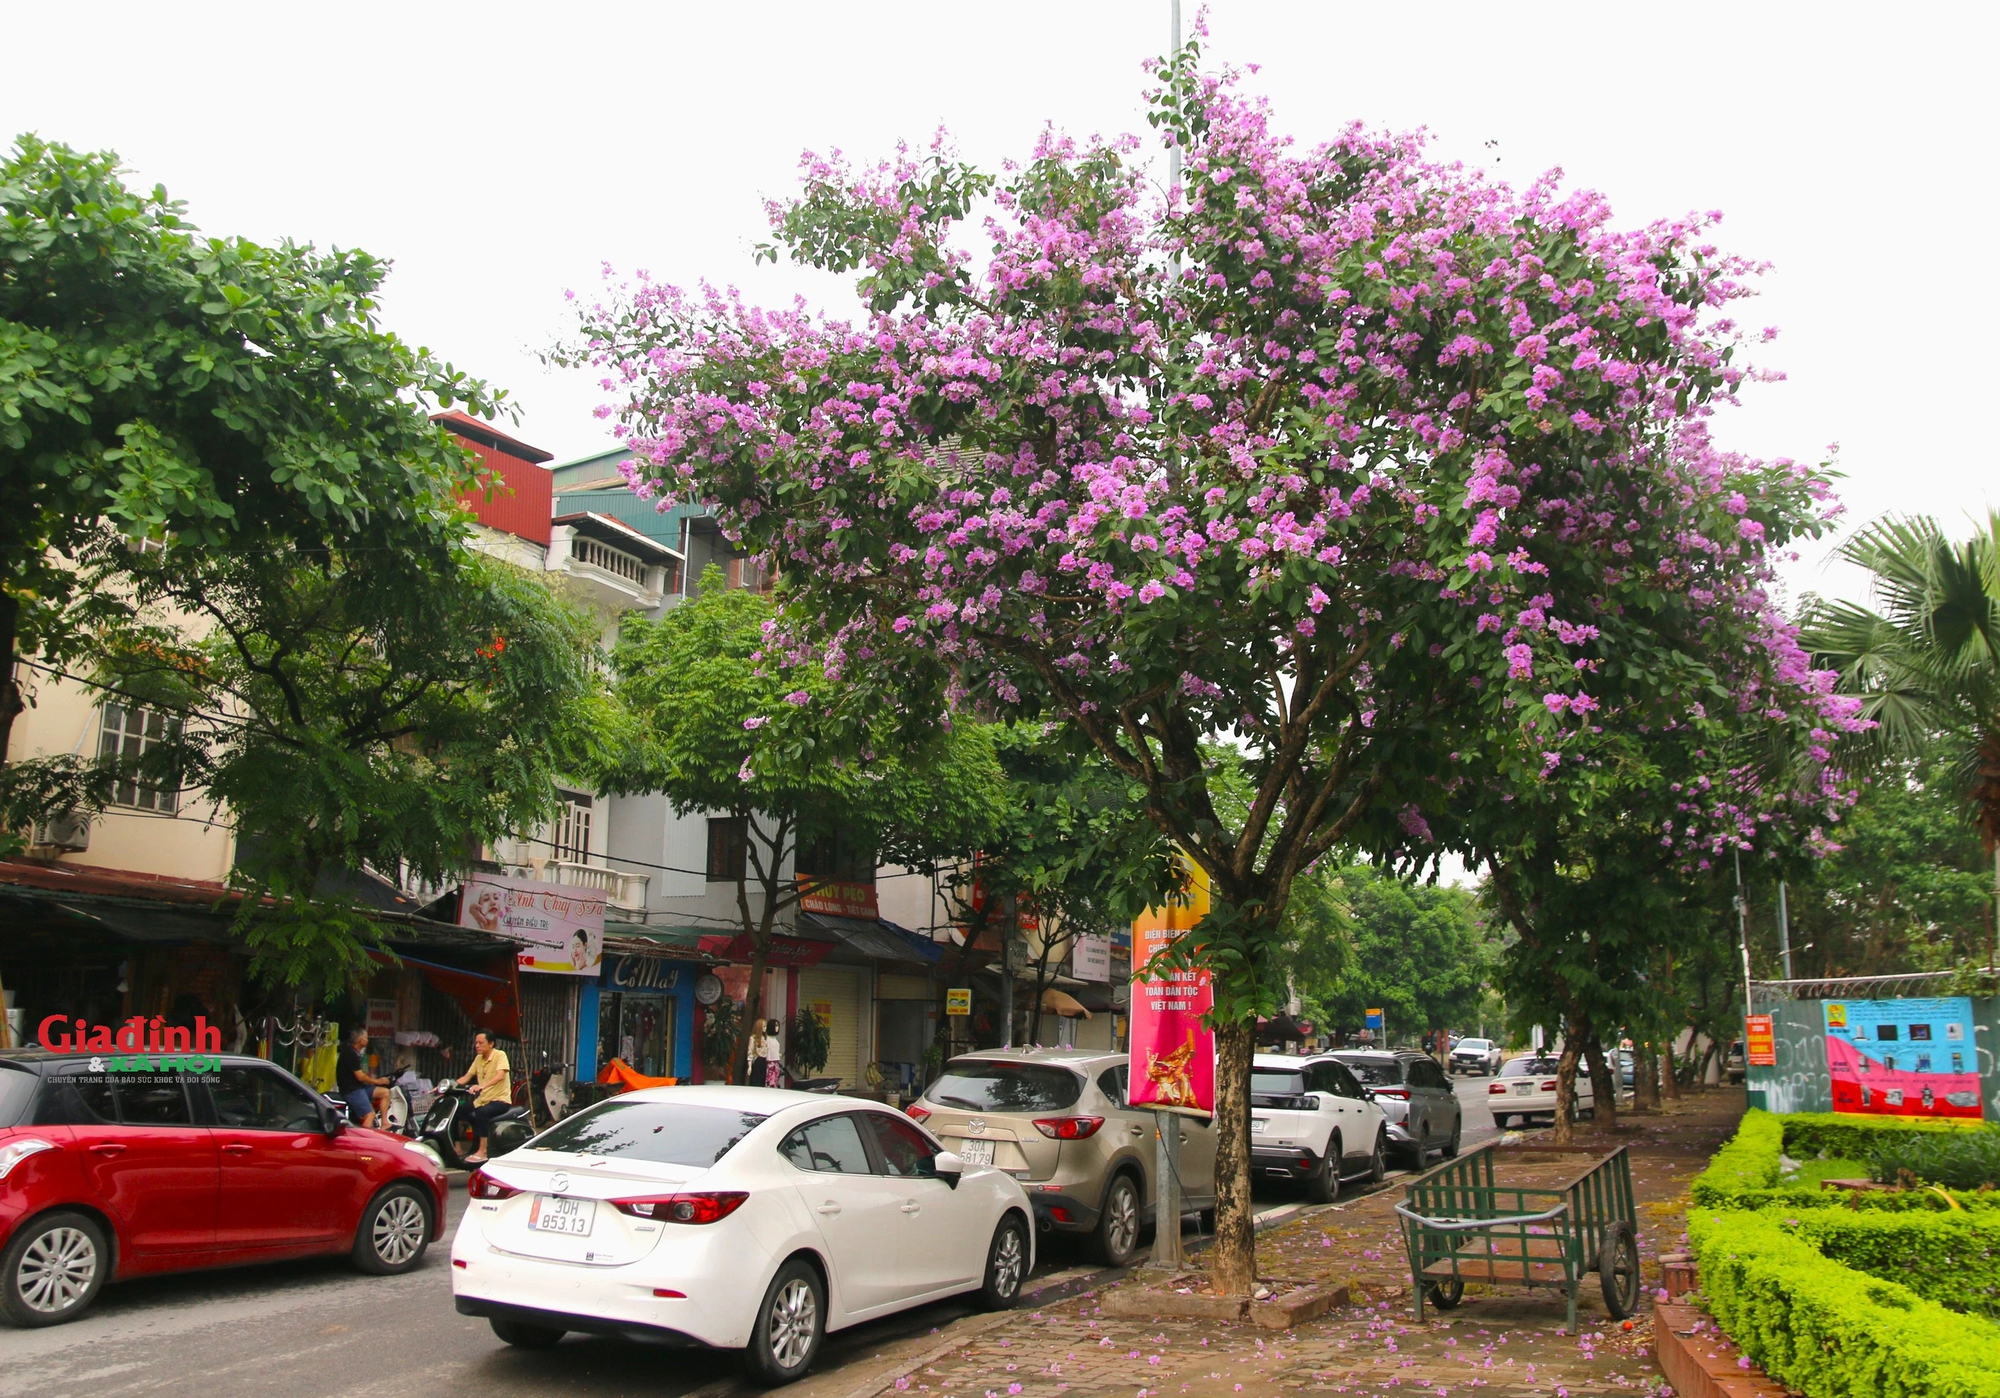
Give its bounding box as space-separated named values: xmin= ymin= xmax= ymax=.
xmin=564 ymin=41 xmax=1859 ymax=1293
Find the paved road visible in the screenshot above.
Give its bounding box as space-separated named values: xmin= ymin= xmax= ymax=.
xmin=3 ymin=1088 xmax=1497 ymax=1398
xmin=0 ymin=1186 xmax=1260 ymax=1398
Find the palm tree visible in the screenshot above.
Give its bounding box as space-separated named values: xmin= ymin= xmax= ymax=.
xmin=1804 ymin=512 xmax=2000 ymax=942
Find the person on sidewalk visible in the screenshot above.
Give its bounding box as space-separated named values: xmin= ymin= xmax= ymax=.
xmin=445 ymin=1029 xmax=511 ymax=1164
xmin=748 ymin=1019 xmax=784 ymax=1088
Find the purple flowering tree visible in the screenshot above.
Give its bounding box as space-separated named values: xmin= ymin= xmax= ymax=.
xmin=569 ymin=45 xmax=1854 ymax=1292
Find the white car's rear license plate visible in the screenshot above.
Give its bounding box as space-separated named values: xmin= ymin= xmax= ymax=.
xmin=1514 ymin=1084 xmax=1533 ymax=1094
xmin=1251 ymin=1117 xmax=1269 ymax=1134
xmin=528 ymin=1195 xmax=596 ymax=1236
xmin=957 ymin=1139 xmax=995 ymax=1166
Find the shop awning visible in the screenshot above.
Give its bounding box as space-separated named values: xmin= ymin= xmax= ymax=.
xmin=366 ymin=949 xmax=521 ymax=1041
xmin=799 ymin=913 xmax=943 ymax=966
xmin=604 ymin=925 xmax=720 ymax=960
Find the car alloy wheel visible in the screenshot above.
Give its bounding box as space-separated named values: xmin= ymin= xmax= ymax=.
xmin=372 ymin=1192 xmax=427 ymax=1267
xmin=2 ymin=1211 xmax=107 ymax=1327
xmin=19 ymin=1226 xmax=96 ymax=1314
xmin=980 ymin=1217 xmax=1028 ymax=1309
xmin=768 ymin=1276 xmax=818 ymax=1368
xmin=1095 ymin=1174 xmax=1141 ymax=1266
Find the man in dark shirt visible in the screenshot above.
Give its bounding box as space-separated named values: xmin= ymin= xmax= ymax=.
xmin=336 ymin=1027 xmax=391 ymax=1127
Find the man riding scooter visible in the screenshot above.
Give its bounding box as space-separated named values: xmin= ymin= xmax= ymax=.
xmin=444 ymin=1030 xmax=512 ymax=1166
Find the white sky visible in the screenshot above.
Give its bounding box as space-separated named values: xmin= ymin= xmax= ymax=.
xmin=5 ymin=1 xmax=1994 ymax=604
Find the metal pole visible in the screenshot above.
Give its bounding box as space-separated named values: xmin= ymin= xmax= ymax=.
xmin=1152 ymin=1111 xmax=1182 ymax=1268
xmin=1777 ymin=880 xmax=1794 ymax=981
xmin=1001 ymin=892 xmax=1017 ymax=1048
xmin=1734 ymin=850 xmax=1754 ymax=1021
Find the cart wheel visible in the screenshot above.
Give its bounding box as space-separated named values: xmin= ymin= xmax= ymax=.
xmin=1598 ymin=1222 xmax=1641 ymax=1320
xmin=1426 ymin=1278 xmax=1464 ymax=1311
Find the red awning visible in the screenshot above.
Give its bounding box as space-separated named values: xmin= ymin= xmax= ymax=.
xmin=695 ymin=933 xmax=835 ymax=969
xmin=368 ymin=950 xmax=521 ymax=1041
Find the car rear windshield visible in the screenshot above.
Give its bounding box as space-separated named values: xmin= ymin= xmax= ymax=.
xmin=1251 ymin=1069 xmax=1305 ymax=1097
xmin=529 ymin=1102 xmax=768 ymax=1168
xmin=1336 ymin=1058 xmax=1404 ymax=1086
xmin=1501 ymin=1058 xmax=1557 ymax=1077
xmin=0 ymin=1063 xmax=37 ymax=1129
xmin=930 ymin=1062 xmax=1083 ymax=1113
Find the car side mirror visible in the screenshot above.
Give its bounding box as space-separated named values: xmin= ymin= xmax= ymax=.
xmin=320 ymin=1105 xmax=347 ymax=1135
xmin=931 ymin=1150 xmax=965 ymax=1188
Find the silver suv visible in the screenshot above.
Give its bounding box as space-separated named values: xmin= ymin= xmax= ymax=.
xmin=909 ymin=1048 xmax=1215 ymax=1266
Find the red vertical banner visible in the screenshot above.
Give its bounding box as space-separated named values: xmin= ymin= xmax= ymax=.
xmin=1127 ymin=853 xmax=1216 ymax=1117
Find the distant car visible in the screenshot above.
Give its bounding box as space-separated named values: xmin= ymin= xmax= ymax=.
xmin=1448 ymin=1038 xmax=1503 ymax=1076
xmin=908 ymin=1049 xmax=1212 ymax=1267
xmin=1487 ymin=1055 xmax=1595 ymax=1128
xmin=1618 ymin=1050 xmax=1636 ymax=1089
xmin=1725 ymin=1042 xmax=1746 ymax=1084
xmin=0 ymin=1049 xmax=446 ymax=1328
xmin=1329 ymin=1051 xmax=1462 ymax=1168
xmin=452 ymin=1086 xmax=1032 ymax=1384
xmin=1250 ymin=1054 xmax=1387 ymax=1202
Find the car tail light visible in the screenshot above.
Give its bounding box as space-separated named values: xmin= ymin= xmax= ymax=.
xmin=614 ymin=1191 xmax=749 ymax=1224
xmin=1541 ymin=1081 xmax=1559 ymax=1092
xmin=1488 ymin=1083 xmax=1508 ymax=1094
xmin=0 ymin=1138 xmax=56 ymax=1183
xmin=654 ymin=1287 xmax=686 ymax=1298
xmin=467 ymin=1170 xmax=518 ymax=1200
xmin=1373 ymin=1088 xmax=1410 ymax=1100
xmin=906 ymin=1104 xmax=932 ymax=1123
xmin=1031 ymin=1116 xmax=1106 ymax=1141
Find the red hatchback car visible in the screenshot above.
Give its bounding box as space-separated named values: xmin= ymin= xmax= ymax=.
xmin=0 ymin=1049 xmax=447 ymax=1327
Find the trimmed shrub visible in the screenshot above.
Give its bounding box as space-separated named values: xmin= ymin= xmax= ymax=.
xmin=1786 ymin=1208 xmax=2000 ymax=1318
xmin=1692 ymin=1110 xmax=2000 ymax=1211
xmin=1690 ymin=1207 xmax=2000 ymax=1397
xmin=1867 ymin=1128 xmax=2000 ymax=1190
xmin=1783 ymin=1111 xmax=1985 ymax=1162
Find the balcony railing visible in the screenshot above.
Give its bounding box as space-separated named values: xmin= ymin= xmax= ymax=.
xmin=547 ymin=859 xmax=650 ymax=912
xmin=571 ymin=536 xmax=648 ymax=586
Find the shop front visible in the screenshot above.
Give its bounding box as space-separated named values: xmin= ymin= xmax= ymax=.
xmin=592 ymin=952 xmax=700 ymax=1081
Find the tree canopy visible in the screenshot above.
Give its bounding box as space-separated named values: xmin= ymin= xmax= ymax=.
xmin=566 ymin=42 xmax=1857 ymax=1292
xmin=1304 ymin=864 xmax=1486 ymax=1044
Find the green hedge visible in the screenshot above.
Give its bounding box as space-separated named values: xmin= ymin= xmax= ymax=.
xmin=1691 ymin=1109 xmax=2000 ymax=1211
xmin=1868 ymin=1129 xmax=2000 ymax=1190
xmin=1786 ymin=1209 xmax=2000 ymax=1318
xmin=1689 ymin=1207 xmax=2000 ymax=1397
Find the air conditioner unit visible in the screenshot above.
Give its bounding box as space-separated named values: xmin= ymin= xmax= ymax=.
xmin=30 ymin=813 xmax=91 ymax=852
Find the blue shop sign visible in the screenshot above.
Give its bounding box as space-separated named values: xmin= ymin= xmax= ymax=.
xmin=604 ymin=955 xmax=682 ymax=993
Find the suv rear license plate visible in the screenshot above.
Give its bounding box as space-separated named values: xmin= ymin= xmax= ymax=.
xmin=528 ymin=1195 xmax=596 ymax=1236
xmin=957 ymin=1139 xmax=995 ymax=1166
xmin=1251 ymin=1117 xmax=1268 ymax=1133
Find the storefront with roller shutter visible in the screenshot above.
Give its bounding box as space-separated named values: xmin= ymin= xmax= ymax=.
xmin=797 ymin=965 xmax=867 ymax=1087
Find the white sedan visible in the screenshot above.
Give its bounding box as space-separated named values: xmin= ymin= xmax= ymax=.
xmin=1487 ymin=1054 xmax=1595 ymax=1127
xmin=451 ymin=1086 xmax=1034 ymax=1384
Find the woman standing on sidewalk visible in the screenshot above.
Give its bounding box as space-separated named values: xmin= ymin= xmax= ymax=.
xmin=748 ymin=1018 xmax=784 ymax=1087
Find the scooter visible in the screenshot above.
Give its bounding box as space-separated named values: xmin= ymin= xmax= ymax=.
xmin=412 ymin=1082 xmax=534 ymax=1170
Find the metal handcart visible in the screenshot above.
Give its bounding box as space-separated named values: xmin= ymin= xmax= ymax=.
xmin=1393 ymin=1142 xmax=1641 ymax=1328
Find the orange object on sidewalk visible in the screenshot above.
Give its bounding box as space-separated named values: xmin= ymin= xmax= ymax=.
xmin=597 ymin=1058 xmax=679 ymax=1091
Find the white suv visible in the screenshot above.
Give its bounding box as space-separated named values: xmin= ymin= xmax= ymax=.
xmin=1450 ymin=1038 xmax=1503 ymax=1075
xmin=1249 ymin=1054 xmax=1387 ymax=1202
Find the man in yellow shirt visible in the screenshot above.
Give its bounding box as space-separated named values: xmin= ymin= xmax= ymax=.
xmin=447 ymin=1030 xmax=512 ymax=1165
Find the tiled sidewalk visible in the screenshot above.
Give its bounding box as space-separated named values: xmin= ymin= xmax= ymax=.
xmin=865 ymin=1091 xmax=1746 ymax=1398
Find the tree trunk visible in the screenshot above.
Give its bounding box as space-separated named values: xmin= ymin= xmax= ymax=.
xmin=1582 ymin=1035 xmax=1618 ymax=1132
xmin=1208 ymin=1017 xmax=1257 ymax=1296
xmin=1551 ymin=1037 xmax=1583 ymax=1146
xmin=1634 ymin=1042 xmax=1660 ymax=1111
xmin=731 ymin=944 xmax=770 ymax=1087
xmin=0 ymin=589 xmax=21 ymax=769
xmin=1661 ymin=1037 xmax=1682 ymax=1099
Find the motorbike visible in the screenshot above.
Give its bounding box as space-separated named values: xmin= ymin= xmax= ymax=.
xmin=409 ymin=1082 xmax=534 ymax=1170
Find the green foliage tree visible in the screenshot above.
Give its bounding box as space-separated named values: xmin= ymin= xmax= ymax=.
xmin=1304 ymin=864 xmax=1485 ymax=1047
xmin=91 ymin=535 xmax=608 ymax=987
xmin=0 ymin=135 xmax=498 ymax=784
xmin=1806 ymin=511 xmax=2000 ymax=933
xmin=608 ymin=567 xmax=1007 ymax=1081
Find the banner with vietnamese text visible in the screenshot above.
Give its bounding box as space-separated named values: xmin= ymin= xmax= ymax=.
xmin=1127 ymin=852 xmax=1215 ymax=1117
